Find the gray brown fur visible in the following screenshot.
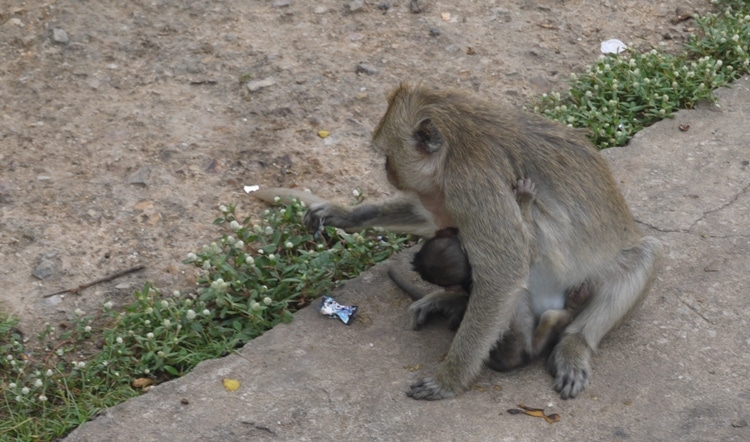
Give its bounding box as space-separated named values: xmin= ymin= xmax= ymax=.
xmin=302 ymin=84 xmax=660 ymax=400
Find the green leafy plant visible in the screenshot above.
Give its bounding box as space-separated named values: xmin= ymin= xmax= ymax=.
xmin=534 ymin=0 xmax=750 ymax=148
xmin=0 ymin=198 xmax=411 ymax=440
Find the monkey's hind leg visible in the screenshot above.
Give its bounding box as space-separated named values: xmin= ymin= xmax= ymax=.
xmin=548 ymin=236 xmax=661 ymax=399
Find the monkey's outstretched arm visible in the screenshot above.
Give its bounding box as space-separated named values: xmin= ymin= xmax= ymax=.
xmin=252 ymin=188 xmax=437 ymax=237
xmin=304 ymin=194 xmax=438 ymax=237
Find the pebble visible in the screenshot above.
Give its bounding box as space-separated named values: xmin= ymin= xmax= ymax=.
xmin=33 ymin=255 xmax=57 ymax=280
xmin=429 ymin=28 xmax=441 ymax=37
xmin=128 ymin=167 xmax=150 ymax=186
xmin=356 ymin=62 xmax=378 ymax=75
xmin=314 ymin=6 xmax=327 ymax=14
xmin=349 ymin=0 xmax=365 ymax=13
xmin=246 ymin=77 xmax=277 ymax=92
xmin=273 ymin=0 xmax=291 ymax=7
xmin=52 ymin=28 xmax=69 ymax=45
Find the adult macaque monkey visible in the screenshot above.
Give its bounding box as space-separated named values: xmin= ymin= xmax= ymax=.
xmin=299 ymin=84 xmax=661 ymax=401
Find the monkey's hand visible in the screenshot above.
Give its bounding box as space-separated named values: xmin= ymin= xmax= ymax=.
xmin=408 ymin=291 xmax=468 ymax=330
xmin=406 ymin=377 xmax=457 ymax=401
xmin=303 ymin=203 xmax=354 ymax=231
xmin=547 ymin=333 xmax=592 ymax=399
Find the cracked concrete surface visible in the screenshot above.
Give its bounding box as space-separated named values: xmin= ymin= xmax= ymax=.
xmin=65 ymin=77 xmax=750 ymax=441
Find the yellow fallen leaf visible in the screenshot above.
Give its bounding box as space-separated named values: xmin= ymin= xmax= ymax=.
xmin=132 ymin=378 xmax=153 ymax=389
xmin=317 ymin=130 xmax=330 ymax=138
xmin=223 ymin=378 xmax=240 ymax=391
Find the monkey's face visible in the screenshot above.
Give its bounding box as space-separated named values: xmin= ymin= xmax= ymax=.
xmin=373 ymin=84 xmax=445 ymax=195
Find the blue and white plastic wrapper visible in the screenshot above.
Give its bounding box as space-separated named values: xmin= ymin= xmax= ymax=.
xmin=319 ymin=296 xmax=358 ymax=325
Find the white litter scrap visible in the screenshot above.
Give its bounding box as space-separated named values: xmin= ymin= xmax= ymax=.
xmin=600 ymin=39 xmax=627 ymax=54
xmin=243 ymin=185 xmax=260 ymax=193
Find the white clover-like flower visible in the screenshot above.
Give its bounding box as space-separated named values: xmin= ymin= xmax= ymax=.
xmin=245 ymin=256 xmax=255 ymax=265
xmin=316 ymin=244 xmax=324 ymax=250
xmin=10 ymin=360 xmax=16 ymax=367
xmin=15 ymin=396 xmax=22 ymax=402
xmin=263 ymin=297 xmax=272 ymax=305
xmin=202 ymin=309 xmax=211 ymax=316
xmin=56 ymin=349 xmax=64 ymax=356
xmin=102 ymin=361 xmax=108 ymax=367
xmin=229 ymin=220 xmax=241 ymax=230
xmin=280 ymin=208 xmax=286 ymax=215
xmin=145 ymin=307 xmax=153 ymax=315
xmin=163 ymin=319 xmax=171 ymax=327
xmin=104 ymin=301 xmax=113 ymax=309
xmin=285 ymin=241 xmax=293 ymax=249
xmin=21 ymin=387 xmax=30 ymax=395
xmin=352 ymin=189 xmax=360 ymax=197
xmin=251 ymin=301 xmax=261 ymax=311
xmin=265 ymin=226 xmax=273 ymax=235
xmin=34 ymin=378 xmax=43 ymax=387
xmin=186 ymin=309 xmax=196 ymax=320
xmin=144 ymin=369 xmax=150 ymax=374
xmin=715 ymin=59 xmax=723 ymax=68
xmin=6 ymin=355 xmax=12 ymax=361
xmin=9 ymin=382 xmax=16 ymax=389
xmin=202 ymin=261 xmax=211 ymax=270
xmin=226 ymin=235 xmax=235 ymax=244
xmin=161 ymin=300 xmax=169 ymax=308
xmin=39 ymin=394 xmax=48 ymax=402
xmin=253 ymin=224 xmax=262 ymax=233
xmin=258 ymin=248 xmax=265 ymax=254
xmin=219 ymin=204 xmax=228 ymax=213
xmin=234 ymin=240 xmax=244 ymax=249
xmin=147 ymin=332 xmax=155 ymax=339
xmin=273 ymin=196 xmax=281 ymax=202
xmin=74 ymin=308 xmax=85 ymax=316
xmin=157 ymin=351 xmax=165 ymax=357
xmin=186 ymin=252 xmax=197 ymax=262
xmin=84 ymin=325 xmax=92 ymax=333
xmin=116 ymin=337 xmax=123 ymax=344
xmin=144 ymin=320 xmax=151 ymax=326
xmin=45 ymin=369 xmax=53 ymax=377
xmin=268 ymin=254 xmax=276 ymax=261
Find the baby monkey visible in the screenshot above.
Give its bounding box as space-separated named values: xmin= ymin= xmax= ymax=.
xmin=390 ymin=178 xmax=590 ymax=369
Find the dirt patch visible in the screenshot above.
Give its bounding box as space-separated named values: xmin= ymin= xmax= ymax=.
xmin=0 ymin=0 xmax=709 ymax=340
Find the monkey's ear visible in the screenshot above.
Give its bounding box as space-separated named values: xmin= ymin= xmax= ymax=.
xmin=413 ymin=118 xmax=443 ymax=154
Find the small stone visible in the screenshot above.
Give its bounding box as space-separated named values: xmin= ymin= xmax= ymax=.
xmin=731 ymin=419 xmax=748 ymax=428
xmin=115 ymin=282 xmax=132 ymax=290
xmin=51 ymin=28 xmax=69 ymax=45
xmin=128 ymin=167 xmax=150 ymax=186
xmin=377 ymin=2 xmax=391 ymax=10
xmin=246 ymin=77 xmax=276 ymax=92
xmin=33 ymin=257 xmax=56 ymax=280
xmin=273 ymin=0 xmax=291 ymax=7
xmin=349 ymin=0 xmax=365 ymax=12
xmin=356 ymin=62 xmax=378 ymax=75
xmin=429 ymin=28 xmax=441 ymax=37
xmin=314 ymin=6 xmax=327 ymax=14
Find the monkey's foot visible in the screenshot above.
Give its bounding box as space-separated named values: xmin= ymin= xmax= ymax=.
xmin=406 ymin=377 xmax=457 ymax=401
xmin=547 ymin=334 xmax=591 ymax=399
xmin=515 ymin=178 xmax=537 ymax=198
xmin=408 ymin=294 xmax=468 ymax=330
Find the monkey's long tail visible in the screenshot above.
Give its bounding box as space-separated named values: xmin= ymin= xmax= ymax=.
xmin=250 ymin=187 xmax=329 ymax=206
